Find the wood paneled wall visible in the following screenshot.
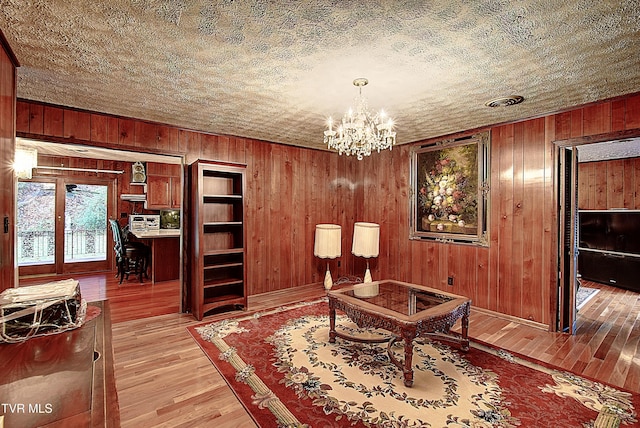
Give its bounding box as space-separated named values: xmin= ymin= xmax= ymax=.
xmin=14 ymin=92 xmax=640 ymax=327
xmin=578 ymin=157 xmax=640 ymax=210
xmin=350 ymin=119 xmax=555 ymax=326
xmin=0 ymin=32 xmax=17 ymax=292
xmin=353 ymin=94 xmax=640 ymax=327
xmin=15 ymin=100 xmax=355 ymax=297
xmin=243 ymin=141 xmax=356 ymax=293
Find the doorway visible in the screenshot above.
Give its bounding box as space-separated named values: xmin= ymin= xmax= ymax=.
xmin=555 ymin=130 xmax=640 ymax=333
xmin=16 ymin=137 xmax=185 ymax=311
xmin=17 ymin=177 xmax=114 ymax=276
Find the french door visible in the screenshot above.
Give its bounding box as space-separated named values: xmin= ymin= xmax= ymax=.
xmin=17 ymin=177 xmax=115 ymax=276
xmin=557 ymin=146 xmax=578 ymax=334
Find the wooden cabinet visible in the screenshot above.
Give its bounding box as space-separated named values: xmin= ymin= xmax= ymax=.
xmin=145 ymin=162 xmax=181 ymax=209
xmin=0 ymin=301 xmax=119 ymax=427
xmin=186 ymin=160 xmax=247 ymax=320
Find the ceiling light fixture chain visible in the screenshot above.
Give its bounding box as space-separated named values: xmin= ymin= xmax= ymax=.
xmin=324 ymin=78 xmax=396 ymax=160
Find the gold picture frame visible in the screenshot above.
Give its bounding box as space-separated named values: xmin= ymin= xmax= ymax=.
xmin=410 ymin=131 xmax=490 ymax=245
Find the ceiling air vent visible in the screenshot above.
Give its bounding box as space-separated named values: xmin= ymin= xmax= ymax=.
xmin=485 ymin=95 xmax=524 ymax=107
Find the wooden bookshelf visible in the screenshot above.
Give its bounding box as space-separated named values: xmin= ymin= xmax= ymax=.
xmin=186 ymin=160 xmax=247 ymax=320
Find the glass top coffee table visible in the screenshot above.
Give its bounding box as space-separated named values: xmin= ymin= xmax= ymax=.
xmin=327 ymin=279 xmax=471 ymax=387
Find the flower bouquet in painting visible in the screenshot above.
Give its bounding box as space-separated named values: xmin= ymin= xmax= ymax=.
xmin=418 ymin=143 xmax=478 ymax=235
xmin=410 ymin=132 xmax=489 ymax=244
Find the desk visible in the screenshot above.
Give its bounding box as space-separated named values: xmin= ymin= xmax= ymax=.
xmin=131 ymin=229 xmax=181 ymax=283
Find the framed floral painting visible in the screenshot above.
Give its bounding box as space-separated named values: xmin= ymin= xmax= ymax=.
xmin=409 ymin=131 xmax=490 ymax=245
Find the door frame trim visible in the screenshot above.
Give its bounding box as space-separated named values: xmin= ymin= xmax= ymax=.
xmin=553 ymin=128 xmax=640 ymax=334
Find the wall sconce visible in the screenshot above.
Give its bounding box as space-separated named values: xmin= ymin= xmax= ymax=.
xmin=14 ymin=147 xmax=38 ymax=179
xmin=352 ymin=222 xmax=380 ymax=282
xmin=314 ymin=224 xmax=341 ymax=290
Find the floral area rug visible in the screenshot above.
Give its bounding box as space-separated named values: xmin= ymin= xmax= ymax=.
xmin=187 ymin=299 xmax=639 ymax=427
xmin=576 ymin=287 xmax=600 ymax=310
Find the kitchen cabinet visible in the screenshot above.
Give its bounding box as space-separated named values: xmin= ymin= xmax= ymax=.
xmin=130 ymin=229 xmax=181 ymax=283
xmin=145 ymin=163 xmax=181 ymax=209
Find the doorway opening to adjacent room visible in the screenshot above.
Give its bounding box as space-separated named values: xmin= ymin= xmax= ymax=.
xmin=15 ymin=137 xmax=186 ymax=312
xmin=555 ymin=129 xmax=640 ymax=334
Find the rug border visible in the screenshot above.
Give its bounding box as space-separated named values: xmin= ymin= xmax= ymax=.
xmin=186 ymin=326 xmax=261 ymax=426
xmin=186 ymin=298 xmax=328 ymax=427
xmin=470 ymin=336 xmax=639 ymax=397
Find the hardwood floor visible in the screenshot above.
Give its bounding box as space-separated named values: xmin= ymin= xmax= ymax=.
xmin=470 ymin=281 xmax=640 ymax=393
xmin=20 ymin=274 xmax=640 ymax=426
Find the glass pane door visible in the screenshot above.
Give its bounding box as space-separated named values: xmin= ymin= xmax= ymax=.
xmin=18 ymin=178 xmax=113 ymax=276
xmin=64 ymin=184 xmax=108 ymax=263
xmin=17 ymin=181 xmax=56 ymax=266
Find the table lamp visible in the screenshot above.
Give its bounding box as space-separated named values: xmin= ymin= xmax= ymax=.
xmin=352 ymin=222 xmax=380 ymax=283
xmin=314 ymin=224 xmax=341 ymax=290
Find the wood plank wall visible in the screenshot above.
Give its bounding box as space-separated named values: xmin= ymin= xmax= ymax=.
xmin=0 ymin=33 xmax=17 ymax=292
xmin=350 ymin=120 xmax=555 ymax=327
xmin=14 ymin=93 xmax=640 ymax=327
xmin=353 ymin=94 xmax=640 ymax=327
xmin=15 ymin=100 xmax=355 ymax=296
xmin=578 ymin=157 xmax=640 ymax=209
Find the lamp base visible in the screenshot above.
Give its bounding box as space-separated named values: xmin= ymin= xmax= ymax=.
xmin=352 ymin=259 xmax=378 ymax=297
xmin=354 ymin=282 xmax=379 ymax=298
xmin=356 ymin=262 xmax=377 ymax=297
xmin=323 ymin=267 xmax=333 ymax=290
xmin=363 ymin=267 xmax=372 ymax=283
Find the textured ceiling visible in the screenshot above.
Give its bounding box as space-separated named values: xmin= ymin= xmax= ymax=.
xmin=1 ymin=1 xmax=640 ymax=151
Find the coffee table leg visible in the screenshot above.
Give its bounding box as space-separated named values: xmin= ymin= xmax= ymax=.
xmin=461 ymin=311 xmax=470 ymax=351
xmin=329 ymin=304 xmax=336 ymax=343
xmin=403 ymin=336 xmax=414 ymax=387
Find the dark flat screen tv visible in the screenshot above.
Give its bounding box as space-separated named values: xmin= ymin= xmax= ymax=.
xmin=579 ymin=210 xmax=640 ymax=255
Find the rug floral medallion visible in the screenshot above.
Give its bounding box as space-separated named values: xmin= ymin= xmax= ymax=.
xmin=190 ymin=299 xmax=639 ymax=428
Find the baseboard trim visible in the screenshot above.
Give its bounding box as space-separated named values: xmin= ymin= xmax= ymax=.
xmin=471 ymin=306 xmax=550 ymax=331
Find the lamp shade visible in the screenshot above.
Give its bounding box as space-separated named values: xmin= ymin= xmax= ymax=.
xmin=14 ymin=147 xmax=38 ymax=179
xmin=314 ymin=224 xmax=341 ymax=259
xmin=352 ymin=222 xmax=380 ymax=258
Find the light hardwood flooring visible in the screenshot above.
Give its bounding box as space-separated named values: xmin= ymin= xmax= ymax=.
xmin=21 ymin=274 xmax=640 ymax=427
xmin=109 ymin=282 xmax=324 ymax=428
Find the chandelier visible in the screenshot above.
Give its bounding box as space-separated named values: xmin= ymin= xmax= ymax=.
xmin=324 ymin=78 xmax=396 ymax=160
